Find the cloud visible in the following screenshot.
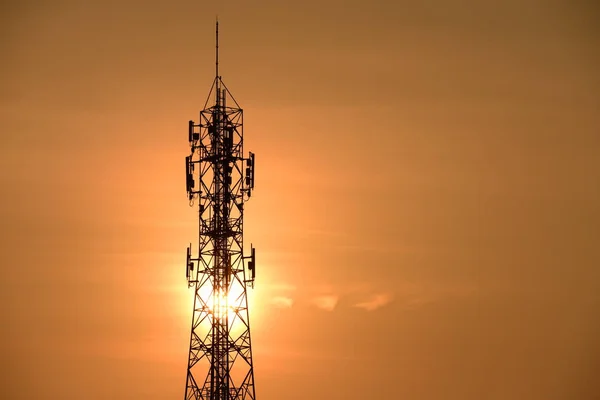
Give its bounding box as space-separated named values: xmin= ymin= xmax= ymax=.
xmin=270 ymin=296 xmax=294 ymax=308
xmin=354 ymin=293 xmax=393 ymax=311
xmin=312 ymin=295 xmax=339 ymax=311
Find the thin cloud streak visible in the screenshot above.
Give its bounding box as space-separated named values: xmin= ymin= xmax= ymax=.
xmin=354 ymin=293 xmax=393 ymax=311
xmin=270 ymin=296 xmax=294 ymax=308
xmin=311 ymin=295 xmax=339 ymax=311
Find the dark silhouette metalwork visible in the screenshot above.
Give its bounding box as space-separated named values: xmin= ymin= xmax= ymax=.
xmin=183 ymin=20 xmax=257 ymax=400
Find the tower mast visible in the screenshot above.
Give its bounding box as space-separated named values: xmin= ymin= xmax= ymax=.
xmin=183 ymin=21 xmax=257 ymax=400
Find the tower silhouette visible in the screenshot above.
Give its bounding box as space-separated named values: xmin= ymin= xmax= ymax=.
xmin=183 ymin=20 xmax=257 ymax=400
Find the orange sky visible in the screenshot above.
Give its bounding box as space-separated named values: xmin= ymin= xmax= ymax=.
xmin=1 ymin=1 xmax=599 ymax=399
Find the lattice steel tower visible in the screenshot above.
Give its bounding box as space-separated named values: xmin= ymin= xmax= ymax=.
xmin=183 ymin=21 xmax=257 ymax=400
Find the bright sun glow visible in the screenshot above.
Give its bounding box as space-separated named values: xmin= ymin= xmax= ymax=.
xmin=199 ymin=282 xmax=245 ymax=321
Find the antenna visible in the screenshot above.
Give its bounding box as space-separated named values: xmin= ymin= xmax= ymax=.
xmin=215 ymin=17 xmax=219 ymax=78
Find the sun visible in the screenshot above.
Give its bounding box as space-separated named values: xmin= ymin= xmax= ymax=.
xmin=198 ymin=281 xmax=245 ymax=322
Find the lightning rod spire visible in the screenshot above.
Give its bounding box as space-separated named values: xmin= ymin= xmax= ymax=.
xmin=216 ymin=17 xmax=219 ymax=78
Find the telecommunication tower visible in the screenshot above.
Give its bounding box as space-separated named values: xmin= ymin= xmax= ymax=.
xmin=183 ymin=21 xmax=257 ymax=400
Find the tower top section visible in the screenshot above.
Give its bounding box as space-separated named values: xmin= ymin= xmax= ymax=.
xmin=198 ymin=20 xmax=242 ymax=111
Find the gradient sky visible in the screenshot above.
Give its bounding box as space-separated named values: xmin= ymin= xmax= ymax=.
xmin=1 ymin=1 xmax=599 ymax=399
